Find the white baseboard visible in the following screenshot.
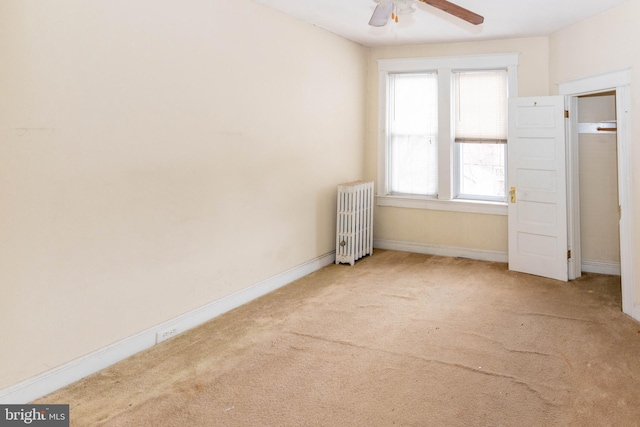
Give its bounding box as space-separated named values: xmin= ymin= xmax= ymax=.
xmin=374 ymin=240 xmax=623 ymax=276
xmin=581 ymin=259 xmax=621 ymax=276
xmin=0 ymin=252 xmax=336 ymax=404
xmin=374 ymin=239 xmax=508 ymax=263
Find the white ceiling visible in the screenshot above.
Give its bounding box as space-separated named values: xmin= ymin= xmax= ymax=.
xmin=251 ymin=0 xmax=630 ymax=46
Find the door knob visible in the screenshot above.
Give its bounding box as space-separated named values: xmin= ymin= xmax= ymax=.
xmin=509 ymin=187 xmax=516 ymax=203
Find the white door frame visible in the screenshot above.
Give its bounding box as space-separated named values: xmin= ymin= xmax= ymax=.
xmin=559 ymin=69 xmax=638 ymax=322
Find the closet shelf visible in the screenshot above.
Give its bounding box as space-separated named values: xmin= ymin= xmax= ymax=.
xmin=578 ymin=120 xmax=617 ymax=134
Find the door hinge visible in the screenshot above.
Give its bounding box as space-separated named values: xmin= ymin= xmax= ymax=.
xmin=564 ymin=110 xmax=569 ymax=118
xmin=567 ymin=250 xmax=572 ymax=259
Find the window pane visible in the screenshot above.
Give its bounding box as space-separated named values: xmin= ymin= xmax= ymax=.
xmin=390 ymin=135 xmax=437 ymax=195
xmin=459 ymin=143 xmax=505 ymax=198
xmin=389 ymin=73 xmax=438 ymax=196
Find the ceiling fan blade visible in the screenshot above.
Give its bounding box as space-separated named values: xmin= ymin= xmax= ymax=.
xmin=418 ymin=0 xmax=484 ymax=25
xmin=369 ymin=2 xmax=394 ymax=27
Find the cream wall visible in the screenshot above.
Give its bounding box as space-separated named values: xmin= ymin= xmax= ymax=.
xmin=0 ymin=0 xmax=366 ymax=389
xmin=366 ymin=38 xmax=549 ymax=254
xmin=549 ymin=0 xmax=640 ymax=305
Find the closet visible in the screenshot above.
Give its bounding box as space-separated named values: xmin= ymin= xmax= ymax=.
xmin=577 ymin=92 xmax=621 ymax=275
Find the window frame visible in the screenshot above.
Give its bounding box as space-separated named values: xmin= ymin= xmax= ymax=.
xmin=376 ymin=53 xmax=519 ymax=215
xmin=387 ymin=71 xmax=439 ymax=197
xmin=452 ymin=69 xmax=509 ymax=202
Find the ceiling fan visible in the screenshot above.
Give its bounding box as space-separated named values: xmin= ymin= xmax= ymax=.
xmin=369 ymin=0 xmax=484 ymax=27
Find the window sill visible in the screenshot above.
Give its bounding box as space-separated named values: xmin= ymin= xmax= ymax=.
xmin=376 ymin=195 xmax=507 ymax=215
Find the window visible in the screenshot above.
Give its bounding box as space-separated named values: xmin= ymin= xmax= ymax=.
xmin=454 ymin=70 xmax=508 ymax=201
xmin=377 ymin=54 xmax=518 ymax=214
xmin=389 ymin=73 xmax=438 ymax=196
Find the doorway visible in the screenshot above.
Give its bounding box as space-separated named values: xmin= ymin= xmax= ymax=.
xmin=576 ymin=92 xmax=621 ymax=276
xmin=560 ymin=69 xmax=638 ymax=322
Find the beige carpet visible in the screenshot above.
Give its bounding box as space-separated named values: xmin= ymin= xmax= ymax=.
xmin=35 ymin=250 xmax=640 ymax=426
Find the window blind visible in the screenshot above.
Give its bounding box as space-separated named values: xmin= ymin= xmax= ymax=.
xmin=454 ymin=70 xmax=508 ymax=144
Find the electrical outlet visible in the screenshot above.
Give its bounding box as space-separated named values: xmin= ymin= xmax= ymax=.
xmin=156 ymin=327 xmax=179 ymax=344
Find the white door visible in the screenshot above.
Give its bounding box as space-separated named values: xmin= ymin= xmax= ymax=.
xmin=508 ymin=96 xmax=568 ymax=281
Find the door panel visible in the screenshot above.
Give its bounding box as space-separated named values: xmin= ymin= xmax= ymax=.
xmin=508 ymin=96 xmax=568 ymax=281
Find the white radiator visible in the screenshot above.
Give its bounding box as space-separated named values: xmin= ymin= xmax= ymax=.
xmin=335 ymin=181 xmax=374 ymax=266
